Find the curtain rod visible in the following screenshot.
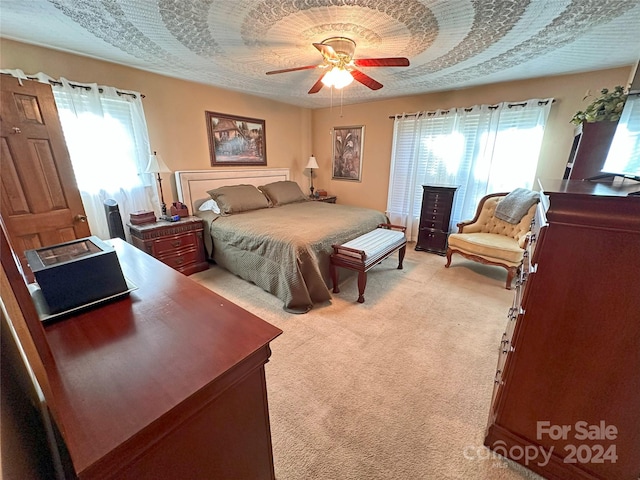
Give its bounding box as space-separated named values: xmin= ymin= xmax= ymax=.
xmin=26 ymin=76 xmax=145 ymax=99
xmin=388 ymin=99 xmax=553 ymax=119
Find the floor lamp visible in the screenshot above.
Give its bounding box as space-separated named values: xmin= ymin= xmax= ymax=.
xmin=305 ymin=155 xmax=319 ymax=197
xmin=145 ymin=151 xmax=171 ymax=216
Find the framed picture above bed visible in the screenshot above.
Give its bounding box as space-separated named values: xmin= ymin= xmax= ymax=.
xmin=205 ymin=111 xmax=267 ymax=166
xmin=332 ymin=125 xmax=364 ymax=182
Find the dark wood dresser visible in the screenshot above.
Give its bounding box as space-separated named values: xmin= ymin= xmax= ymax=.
xmin=3 ymin=235 xmax=282 ymax=479
xmin=484 ymin=179 xmax=640 ymax=480
xmin=128 ymin=216 xmax=208 ymax=275
xmin=415 ymin=185 xmax=457 ymax=255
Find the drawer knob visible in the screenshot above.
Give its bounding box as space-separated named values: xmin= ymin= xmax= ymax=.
xmin=171 ymin=240 xmax=182 ymax=247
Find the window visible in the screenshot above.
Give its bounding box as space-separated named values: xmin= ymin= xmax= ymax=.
xmin=50 ymin=79 xmax=156 ymax=240
xmin=602 ymin=93 xmax=640 ymax=178
xmin=387 ymin=99 xmax=553 ymax=241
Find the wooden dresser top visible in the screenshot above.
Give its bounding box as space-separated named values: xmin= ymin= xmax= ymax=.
xmin=43 ymin=239 xmax=282 ymax=477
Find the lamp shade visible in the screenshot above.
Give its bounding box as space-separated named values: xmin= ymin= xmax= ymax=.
xmin=321 ymin=67 xmax=354 ymax=89
xmin=305 ymin=155 xmax=319 ymax=170
xmin=144 ymin=151 xmax=171 ymax=174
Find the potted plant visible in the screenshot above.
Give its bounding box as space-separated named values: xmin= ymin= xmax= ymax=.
xmin=570 ymin=85 xmax=627 ymax=125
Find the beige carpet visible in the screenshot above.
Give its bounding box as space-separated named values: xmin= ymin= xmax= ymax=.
xmin=191 ymin=245 xmax=544 ymax=480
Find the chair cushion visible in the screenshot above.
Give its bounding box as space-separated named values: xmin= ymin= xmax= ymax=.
xmin=448 ymin=232 xmax=524 ymax=264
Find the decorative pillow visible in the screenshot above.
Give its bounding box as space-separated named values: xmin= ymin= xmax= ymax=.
xmin=258 ymin=181 xmax=308 ymax=206
xmin=198 ymin=198 xmax=220 ymax=214
xmin=206 ymin=184 xmax=269 ymax=215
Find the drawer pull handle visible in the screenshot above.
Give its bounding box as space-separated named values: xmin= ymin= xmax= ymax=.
xmin=175 ymin=257 xmax=185 ymax=265
xmin=171 ymin=240 xmax=182 ymax=247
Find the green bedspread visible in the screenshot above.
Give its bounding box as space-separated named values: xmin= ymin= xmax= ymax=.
xmin=197 ymin=201 xmax=388 ymax=313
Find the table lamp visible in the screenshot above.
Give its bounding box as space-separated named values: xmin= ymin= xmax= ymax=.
xmin=145 ymin=151 xmax=171 ymax=215
xmin=305 ymin=155 xmax=319 ymax=197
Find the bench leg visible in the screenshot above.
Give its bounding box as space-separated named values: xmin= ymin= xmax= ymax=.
xmin=357 ymin=272 xmax=367 ymax=303
xmin=397 ymin=244 xmax=406 ymax=269
xmin=330 ymin=262 xmax=340 ymax=293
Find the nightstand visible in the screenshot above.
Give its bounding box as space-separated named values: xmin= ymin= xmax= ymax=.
xmin=310 ymin=195 xmax=337 ymax=203
xmin=128 ymin=216 xmax=209 ymax=275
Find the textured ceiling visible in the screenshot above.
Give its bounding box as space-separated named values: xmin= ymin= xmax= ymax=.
xmin=1 ymin=0 xmax=639 ymax=109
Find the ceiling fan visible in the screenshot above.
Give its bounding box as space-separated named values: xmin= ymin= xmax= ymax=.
xmin=266 ymin=37 xmax=410 ymax=94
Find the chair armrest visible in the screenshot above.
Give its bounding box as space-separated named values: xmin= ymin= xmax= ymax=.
xmin=457 ymin=219 xmax=476 ymax=233
xmin=517 ymin=231 xmax=532 ymax=249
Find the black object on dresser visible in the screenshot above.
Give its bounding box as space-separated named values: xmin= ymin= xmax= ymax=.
xmin=415 ymin=185 xmax=458 ymax=255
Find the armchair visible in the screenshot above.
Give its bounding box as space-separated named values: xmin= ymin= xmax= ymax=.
xmin=444 ymin=192 xmax=537 ymax=289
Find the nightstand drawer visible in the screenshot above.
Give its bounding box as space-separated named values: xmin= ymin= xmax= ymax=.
xmin=153 ymin=232 xmax=198 ymax=255
xmin=157 ymin=247 xmax=201 ymax=270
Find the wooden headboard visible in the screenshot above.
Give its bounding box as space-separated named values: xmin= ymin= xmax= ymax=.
xmin=175 ymin=168 xmax=290 ymax=213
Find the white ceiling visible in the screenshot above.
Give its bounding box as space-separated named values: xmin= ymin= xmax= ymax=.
xmin=1 ymin=0 xmax=639 ymax=109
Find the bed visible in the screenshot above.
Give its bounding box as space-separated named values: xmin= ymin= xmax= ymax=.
xmin=175 ymin=169 xmax=388 ymax=313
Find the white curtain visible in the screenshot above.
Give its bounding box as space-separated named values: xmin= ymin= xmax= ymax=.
xmin=387 ymin=99 xmax=553 ymax=241
xmin=1 ymin=69 xmax=157 ymax=241
xmin=602 ymin=93 xmax=640 ymax=177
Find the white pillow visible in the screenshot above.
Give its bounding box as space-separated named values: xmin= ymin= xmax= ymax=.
xmin=198 ymin=198 xmax=220 ymax=214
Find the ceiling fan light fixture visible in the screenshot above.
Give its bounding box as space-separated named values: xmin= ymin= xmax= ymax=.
xmin=321 ymin=67 xmax=354 ymax=89
xmin=267 ymin=36 xmax=408 ymax=94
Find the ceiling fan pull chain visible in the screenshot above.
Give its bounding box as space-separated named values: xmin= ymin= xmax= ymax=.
xmin=330 ymin=85 xmax=334 ymax=113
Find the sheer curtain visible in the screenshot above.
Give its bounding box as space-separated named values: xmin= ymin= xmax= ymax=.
xmin=387 ymin=99 xmax=553 ymax=241
xmin=1 ymin=69 xmax=157 ymax=240
xmin=603 ymin=93 xmax=640 ymax=177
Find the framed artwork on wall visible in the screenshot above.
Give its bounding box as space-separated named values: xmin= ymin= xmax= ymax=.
xmin=205 ymin=111 xmax=267 ymax=166
xmin=332 ymin=125 xmax=364 ymax=181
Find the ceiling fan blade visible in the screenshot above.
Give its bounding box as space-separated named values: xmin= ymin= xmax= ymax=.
xmin=313 ymin=42 xmax=338 ymax=61
xmin=354 ymin=57 xmax=410 ymax=67
xmin=308 ymin=74 xmax=326 ymax=94
xmin=266 ymin=65 xmax=319 ymax=75
xmin=350 ymin=69 xmax=383 ymax=90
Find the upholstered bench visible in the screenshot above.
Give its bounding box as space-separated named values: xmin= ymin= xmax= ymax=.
xmin=330 ymin=223 xmax=407 ymax=303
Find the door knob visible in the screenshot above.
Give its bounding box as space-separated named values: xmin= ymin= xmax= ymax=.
xmin=74 ymin=214 xmax=87 ymax=222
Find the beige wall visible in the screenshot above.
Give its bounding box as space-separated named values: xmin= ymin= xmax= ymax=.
xmin=0 ymin=38 xmax=312 ymax=202
xmin=2 ymin=38 xmax=632 ymax=212
xmin=311 ymin=66 xmax=633 ymax=211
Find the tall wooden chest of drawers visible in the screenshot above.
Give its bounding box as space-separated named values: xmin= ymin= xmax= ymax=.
xmin=484 ymin=180 xmax=640 ymax=480
xmin=128 ymin=216 xmax=209 ymax=275
xmin=415 ymin=185 xmax=458 ymax=255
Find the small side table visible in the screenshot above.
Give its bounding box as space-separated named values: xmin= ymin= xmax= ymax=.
xmin=128 ymin=216 xmax=209 ymax=275
xmin=310 ymin=195 xmax=337 ymax=204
